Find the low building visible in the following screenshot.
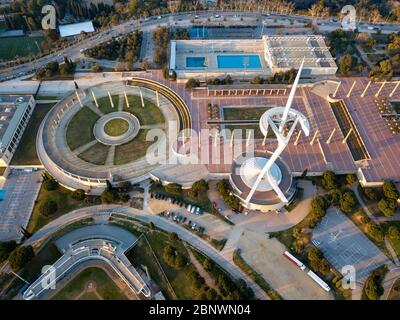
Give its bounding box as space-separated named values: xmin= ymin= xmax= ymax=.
xmin=169 ymin=35 xmax=337 ymax=80
xmin=0 ymin=95 xmax=36 ymax=166
xmin=59 ymin=21 xmax=95 ymax=38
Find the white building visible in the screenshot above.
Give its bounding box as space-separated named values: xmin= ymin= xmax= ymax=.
xmin=59 ymin=21 xmax=95 ymax=38
xmin=0 ymin=95 xmax=36 ymax=167
xmin=169 ymin=35 xmax=337 ymax=80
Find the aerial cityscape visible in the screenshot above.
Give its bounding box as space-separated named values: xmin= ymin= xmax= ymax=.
xmin=1 ymin=0 xmax=400 ymax=306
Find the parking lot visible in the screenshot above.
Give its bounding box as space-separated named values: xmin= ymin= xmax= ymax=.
xmin=312 ymin=208 xmax=389 ymax=281
xmin=148 ymin=193 xmax=232 ymax=240
xmin=0 ymin=169 xmax=42 ymax=242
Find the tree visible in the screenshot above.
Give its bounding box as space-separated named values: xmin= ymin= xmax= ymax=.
xmin=40 ymin=200 xmax=58 ymax=216
xmin=190 ymin=179 xmax=209 ymax=197
xmin=382 ymin=181 xmax=399 ymax=200
xmin=310 ymin=196 xmax=328 ymax=218
xmin=364 ymin=273 xmax=383 ymax=300
xmin=367 ymin=223 xmax=384 ymax=242
xmin=0 ymin=241 xmax=17 ymax=262
xmin=388 ymin=226 xmax=400 ymax=241
xmin=378 ymin=198 xmax=396 ymax=217
xmin=165 ymin=183 xmax=182 ymax=196
xmin=72 ymin=189 xmax=86 ymax=201
xmin=43 ymin=178 xmax=59 ymax=191
xmin=339 ymin=54 xmax=353 ymax=75
xmin=202 ymin=258 xmax=214 ymax=271
xmin=168 ymin=232 xmax=179 ymax=242
xmin=346 ymin=174 xmax=357 ymax=185
xmin=321 ymin=171 xmax=338 ymax=191
xmin=339 ymin=191 xmax=358 ymax=213
xmin=101 ymin=189 xmax=119 ymax=204
xmin=188 ymin=270 xmax=205 ymax=290
xmin=365 ymin=38 xmax=376 ymax=50
xmin=363 ymin=188 xmax=379 ymax=201
xmin=91 ymin=63 xmax=102 ymax=72
xmin=8 ymin=245 xmax=34 ymax=271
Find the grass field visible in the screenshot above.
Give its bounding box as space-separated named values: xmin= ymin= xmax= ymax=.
xmin=27 ymin=184 xmax=100 ymax=233
xmin=11 ymin=103 xmax=54 ymax=165
xmin=223 ymin=107 xmax=269 ymax=121
xmin=124 ymin=95 xmax=165 ymax=125
xmin=66 ymin=106 xmax=99 ymax=151
xmin=52 ymin=267 xmax=128 ymax=300
xmin=0 ymin=36 xmax=44 ymax=60
xmin=78 ymin=142 xmax=110 ymax=165
xmin=114 ymin=129 xmax=155 ymax=165
xmin=97 ymin=95 xmax=120 ymax=114
xmin=104 ymin=118 xmax=129 ymax=136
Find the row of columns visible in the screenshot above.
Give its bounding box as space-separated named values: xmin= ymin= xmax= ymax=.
xmin=291 ymin=126 xmax=353 ymax=146
xmin=334 ymin=80 xmax=400 ymax=99
xmin=207 ymin=88 xmax=286 ymax=97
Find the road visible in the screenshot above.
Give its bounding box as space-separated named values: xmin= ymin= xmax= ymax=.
xmin=22 ymin=205 xmax=269 ymax=300
xmin=1 ymin=10 xmax=399 ymax=82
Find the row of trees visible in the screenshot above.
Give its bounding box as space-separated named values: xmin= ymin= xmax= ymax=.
xmin=216 ymin=180 xmax=243 ymax=212
xmin=101 ymin=180 xmax=131 ymax=204
xmin=35 ymin=56 xmax=75 ymax=79
xmin=250 ymin=69 xmax=297 ymax=85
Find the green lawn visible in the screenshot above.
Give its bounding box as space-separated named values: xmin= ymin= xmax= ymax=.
xmin=66 ymin=106 xmax=99 ymax=151
xmin=52 ymin=267 xmax=128 ymax=300
xmin=124 ymin=95 xmax=165 ymax=125
xmin=223 ymin=107 xmax=269 ymax=121
xmin=27 ymin=184 xmax=100 ymax=233
xmin=104 ymin=118 xmax=129 ymax=136
xmin=78 ymin=142 xmax=110 ymax=165
xmin=0 ymin=36 xmax=45 ymax=60
xmin=11 ymin=103 xmax=54 ymax=165
xmin=114 ymin=129 xmax=155 ymax=165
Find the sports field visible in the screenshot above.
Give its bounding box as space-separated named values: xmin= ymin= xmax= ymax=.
xmin=0 ymin=36 xmax=44 ymax=60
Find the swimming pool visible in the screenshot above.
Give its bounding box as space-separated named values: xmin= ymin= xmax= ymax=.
xmin=186 ymin=57 xmax=206 ymax=68
xmin=217 ymin=55 xmax=262 ymax=69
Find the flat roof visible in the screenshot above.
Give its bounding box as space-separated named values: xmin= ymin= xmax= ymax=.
xmin=59 ymin=21 xmax=94 ymax=38
xmin=263 ymin=35 xmax=337 ymax=69
xmin=0 ymin=95 xmax=32 ymax=156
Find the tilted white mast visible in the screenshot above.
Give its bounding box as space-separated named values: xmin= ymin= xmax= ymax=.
xmin=279 ymin=59 xmax=304 ymax=132
xmin=244 ymin=60 xmax=310 ymax=205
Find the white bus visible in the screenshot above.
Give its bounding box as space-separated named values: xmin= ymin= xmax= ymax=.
xmin=283 ymin=251 xmax=306 ymax=271
xmin=307 ymin=270 xmax=331 ymax=292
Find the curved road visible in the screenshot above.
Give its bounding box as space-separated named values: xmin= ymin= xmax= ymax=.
xmin=24 ymin=205 xmax=269 ymax=300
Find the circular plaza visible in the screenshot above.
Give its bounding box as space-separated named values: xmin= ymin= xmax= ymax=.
xmin=37 ymin=79 xmax=191 ymax=191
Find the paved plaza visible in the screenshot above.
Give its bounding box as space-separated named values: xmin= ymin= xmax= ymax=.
xmin=0 ymin=170 xmax=42 ymax=241
xmin=312 ymin=208 xmax=389 ymax=281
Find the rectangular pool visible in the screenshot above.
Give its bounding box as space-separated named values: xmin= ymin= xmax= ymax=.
xmin=217 ymin=55 xmax=262 ymax=69
xmin=186 ymin=57 xmax=206 ymax=68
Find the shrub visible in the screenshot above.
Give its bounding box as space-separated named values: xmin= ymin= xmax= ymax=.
xmin=72 ymin=189 xmax=85 ymax=201
xmin=162 ymin=245 xmax=187 ymax=270
xmin=388 ymin=226 xmax=400 ymax=240
xmin=8 ymin=245 xmax=34 ymax=271
xmin=190 ymin=179 xmax=209 ymax=197
xmin=186 ymin=78 xmax=200 ymax=89
xmin=40 ymin=200 xmax=58 ymax=216
xmin=310 ymin=196 xmax=328 ymax=218
xmin=363 ymin=188 xmax=379 ymax=201
xmin=364 ymin=272 xmax=384 ymax=300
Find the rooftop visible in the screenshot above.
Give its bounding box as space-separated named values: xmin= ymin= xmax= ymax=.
xmin=59 ymin=21 xmax=95 ymax=38
xmin=263 ymin=35 xmax=337 ymax=69
xmin=0 ymin=95 xmax=32 ymax=155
